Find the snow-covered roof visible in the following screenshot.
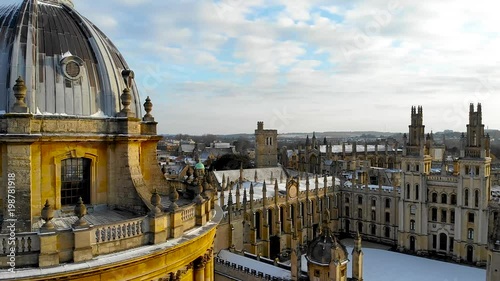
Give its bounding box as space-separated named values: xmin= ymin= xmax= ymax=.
xmin=217 ymin=250 xmax=291 ymax=279
xmin=214 ymin=168 xmax=339 ymax=207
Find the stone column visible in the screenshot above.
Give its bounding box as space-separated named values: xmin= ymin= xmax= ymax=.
xmin=194 ymin=260 xmax=205 ymax=281
xmin=204 ymin=254 xmax=212 ymax=281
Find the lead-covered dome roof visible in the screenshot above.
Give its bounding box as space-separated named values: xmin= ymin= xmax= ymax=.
xmin=0 ymin=0 xmax=142 ymax=117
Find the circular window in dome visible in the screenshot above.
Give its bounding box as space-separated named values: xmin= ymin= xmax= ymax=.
xmin=60 ymin=55 xmax=84 ymax=80
xmin=65 ymin=61 xmax=81 ymax=78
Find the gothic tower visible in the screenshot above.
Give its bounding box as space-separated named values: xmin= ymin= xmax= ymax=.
xmin=487 ymin=203 xmax=500 ymax=281
xmin=456 ymin=103 xmax=491 ymax=264
xmin=398 ymin=106 xmax=432 ymax=254
xmin=255 ymin=121 xmax=278 ymax=168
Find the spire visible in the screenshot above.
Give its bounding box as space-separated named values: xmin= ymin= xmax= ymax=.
xmin=354 ymin=231 xmax=362 ymax=251
xmin=222 ymin=173 xmax=226 ymax=190
xmin=254 ymin=170 xmax=258 ymax=182
xmin=236 ymin=182 xmax=241 ymax=210
xmin=262 ymin=180 xmax=267 ymax=193
xmin=239 ymin=162 xmax=243 ymax=184
xmin=305 ymin=135 xmax=310 ymax=147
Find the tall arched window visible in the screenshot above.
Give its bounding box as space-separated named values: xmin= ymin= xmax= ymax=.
xmin=441 ymin=194 xmax=447 ymax=204
xmin=465 ymin=189 xmax=469 ymax=206
xmin=467 ymin=228 xmax=474 ymax=240
xmin=415 ymin=184 xmax=419 ymax=200
xmin=255 ymin=212 xmax=261 ymax=239
xmin=410 ymin=219 xmax=415 ymax=230
xmin=268 ymin=209 xmax=273 ymax=234
xmin=61 ymin=158 xmax=91 ymax=205
xmin=474 ymin=190 xmax=479 ymax=208
xmin=432 ymin=192 xmax=438 ymax=203
xmin=406 ymin=184 xmax=411 ymax=199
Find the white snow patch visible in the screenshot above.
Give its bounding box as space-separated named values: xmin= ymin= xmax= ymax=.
xmin=346 ymin=247 xmax=485 ymax=281
xmin=90 ymin=110 xmax=109 ymax=118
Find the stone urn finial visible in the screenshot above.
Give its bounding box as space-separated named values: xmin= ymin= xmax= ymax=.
xmin=150 ymin=189 xmax=162 ymax=216
xmin=117 ymin=69 xmax=135 ymax=117
xmin=73 ymin=197 xmax=88 ymax=228
xmin=41 ymin=199 xmax=55 ymax=231
xmin=193 ymin=180 xmax=205 ymax=204
xmin=169 ymin=186 xmax=179 ymax=211
xmin=12 ymin=76 xmax=29 ymax=113
xmin=143 ymin=96 xmax=155 ymax=122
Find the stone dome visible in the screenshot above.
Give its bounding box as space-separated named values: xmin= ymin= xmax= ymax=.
xmin=0 ymin=0 xmax=142 ymax=117
xmin=306 ymin=229 xmax=348 ymax=265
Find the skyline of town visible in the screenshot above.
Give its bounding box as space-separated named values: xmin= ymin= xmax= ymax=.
xmin=73 ymin=0 xmax=500 ymax=135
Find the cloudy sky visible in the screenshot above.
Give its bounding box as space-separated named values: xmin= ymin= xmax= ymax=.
xmin=73 ymin=0 xmax=500 ymax=135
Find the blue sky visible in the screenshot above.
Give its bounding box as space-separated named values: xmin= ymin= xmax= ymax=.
xmin=73 ymin=0 xmax=500 ymax=135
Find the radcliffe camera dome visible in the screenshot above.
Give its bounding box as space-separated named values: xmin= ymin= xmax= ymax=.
xmin=0 ymin=0 xmax=142 ymax=117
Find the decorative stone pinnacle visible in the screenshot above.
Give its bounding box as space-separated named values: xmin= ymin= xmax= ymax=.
xmin=118 ymin=87 xmax=134 ymax=117
xmin=169 ymin=186 xmax=179 ymax=211
xmin=41 ymin=199 xmax=55 ymax=231
xmin=73 ymin=197 xmax=88 ymax=228
xmin=12 ymin=76 xmax=29 ymax=113
xmin=150 ymin=189 xmax=162 ymax=216
xmin=118 ymin=69 xmax=135 ymax=117
xmin=143 ymin=96 xmax=155 ymax=122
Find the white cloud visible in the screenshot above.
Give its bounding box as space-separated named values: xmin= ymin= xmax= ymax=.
xmin=72 ymin=0 xmax=500 ymax=134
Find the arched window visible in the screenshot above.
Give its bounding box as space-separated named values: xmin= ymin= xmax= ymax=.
xmin=441 ymin=209 xmax=447 ymax=223
xmin=385 ymin=212 xmax=390 ymax=223
xmin=371 ymin=198 xmax=376 ymax=207
xmin=385 ymin=198 xmax=391 ymax=208
xmin=410 ymin=219 xmax=415 ymax=230
xmin=474 ymin=190 xmax=479 ymax=208
xmin=406 ymin=184 xmax=411 ymax=199
xmin=468 ymin=212 xmax=475 ymax=223
xmin=279 ymin=206 xmax=284 ymax=232
xmin=384 ymin=226 xmax=390 ymax=238
xmin=268 ymin=209 xmax=273 ymax=234
xmin=451 ymin=194 xmax=457 ymax=205
xmin=467 ymin=228 xmax=474 ymax=240
xmin=371 ymin=224 xmax=376 ymax=235
xmin=416 ymin=164 xmax=420 ymax=172
xmin=61 ymin=158 xmax=91 ymax=205
xmin=439 ymin=233 xmax=447 ymax=251
xmin=415 ymin=184 xmax=419 ymax=200
xmin=358 ymin=222 xmax=363 ymax=233
xmin=345 ymin=206 xmax=350 ymax=216
xmin=432 ymin=192 xmax=438 ymax=203
xmin=441 ymin=194 xmax=447 ymax=204
xmin=358 ymin=208 xmax=363 ymax=219
xmin=255 ymin=212 xmax=261 ymax=239
xmin=431 ymin=208 xmax=437 ymax=221
xmin=465 ymin=189 xmax=469 ymax=206
xmin=410 ymin=205 xmax=417 ymax=215
xmin=358 ymin=196 xmax=363 ymax=205
xmin=371 ymin=210 xmax=376 ymax=220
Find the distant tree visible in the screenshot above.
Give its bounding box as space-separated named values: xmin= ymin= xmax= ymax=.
xmin=210 ymin=154 xmax=253 ymax=171
xmin=234 ymin=136 xmax=252 ymax=154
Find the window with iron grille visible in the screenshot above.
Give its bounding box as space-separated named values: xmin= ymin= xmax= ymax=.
xmin=61 ymin=158 xmax=91 ymax=205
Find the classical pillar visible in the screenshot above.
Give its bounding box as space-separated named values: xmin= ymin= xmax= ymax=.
xmin=194 ymin=259 xmax=205 ymax=281
xmin=204 ymin=253 xmax=212 ymax=281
